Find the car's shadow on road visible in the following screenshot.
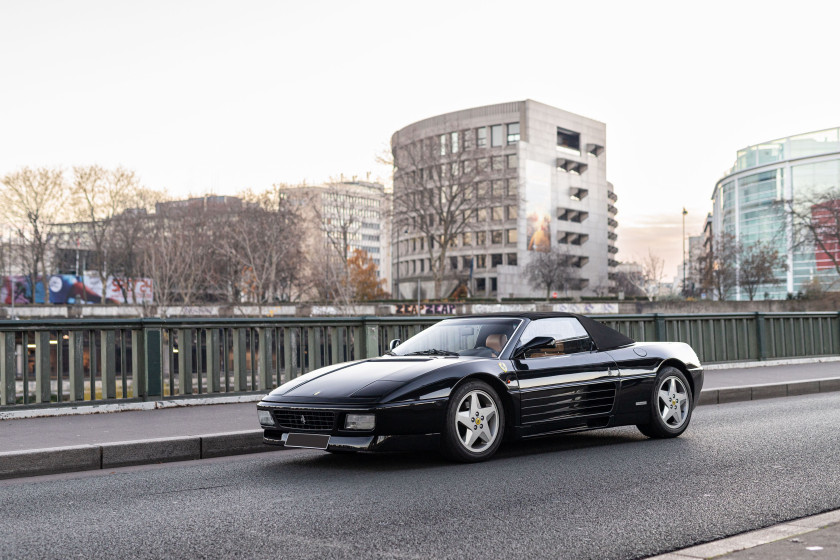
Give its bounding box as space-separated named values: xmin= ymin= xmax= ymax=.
xmin=258 ymin=425 xmax=670 ymax=475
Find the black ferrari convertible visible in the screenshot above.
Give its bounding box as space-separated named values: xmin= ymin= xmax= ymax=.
xmin=257 ymin=313 xmax=703 ymax=462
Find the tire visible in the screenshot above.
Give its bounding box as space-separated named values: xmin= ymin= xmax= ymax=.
xmin=637 ymin=366 xmax=693 ymax=439
xmin=441 ymin=380 xmax=505 ymax=462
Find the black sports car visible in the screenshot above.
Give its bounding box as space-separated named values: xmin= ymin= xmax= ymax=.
xmin=257 ymin=313 xmax=703 ymax=462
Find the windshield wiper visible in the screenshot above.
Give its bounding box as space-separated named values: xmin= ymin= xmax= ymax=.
xmin=406 ymin=349 xmax=460 ymax=357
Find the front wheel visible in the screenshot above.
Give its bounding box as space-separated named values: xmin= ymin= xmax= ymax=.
xmin=637 ymin=367 xmax=693 ymax=438
xmin=441 ymin=380 xmax=505 ymax=462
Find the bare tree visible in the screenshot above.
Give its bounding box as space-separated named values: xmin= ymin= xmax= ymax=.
xmin=739 ymin=241 xmax=786 ymax=300
xmin=0 ymin=167 xmax=69 ymax=300
xmin=392 ymin=130 xmax=488 ymax=299
xmin=106 ymin=187 xmax=166 ymax=304
xmin=219 ymin=188 xmax=304 ymax=307
xmin=700 ymin=233 xmax=739 ymax=300
xmin=143 ymin=204 xmax=221 ymax=306
xmin=624 ymin=251 xmax=666 ymax=301
xmin=71 ymin=165 xmax=142 ymax=300
xmin=789 ymin=188 xmax=840 ymax=283
xmin=524 ymin=246 xmax=578 ymax=300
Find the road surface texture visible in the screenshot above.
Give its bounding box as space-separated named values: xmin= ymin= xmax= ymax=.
xmin=2 ymin=392 xmax=840 ymax=560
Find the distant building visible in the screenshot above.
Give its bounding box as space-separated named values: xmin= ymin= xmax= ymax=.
xmin=278 ymin=181 xmax=391 ymax=290
xmin=713 ymin=128 xmax=840 ymax=299
xmin=391 ymin=100 xmax=617 ymax=299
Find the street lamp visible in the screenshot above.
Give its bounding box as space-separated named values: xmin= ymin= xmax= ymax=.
xmin=682 ymin=207 xmax=688 ymax=296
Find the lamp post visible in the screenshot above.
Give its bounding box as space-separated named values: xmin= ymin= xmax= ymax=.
xmin=682 ymin=207 xmax=688 ymax=296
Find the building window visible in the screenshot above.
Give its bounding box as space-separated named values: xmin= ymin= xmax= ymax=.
xmin=463 ymin=160 xmax=473 ymax=175
xmin=491 ymin=254 xmax=503 ymax=267
xmin=462 ymin=232 xmax=472 ymax=246
xmin=507 ymin=154 xmax=518 ymax=169
xmin=507 ymin=253 xmax=518 ymax=266
xmin=477 ymin=181 xmax=489 ymax=197
xmin=492 ymin=180 xmax=505 ymax=197
xmin=450 ymin=131 xmax=459 ymax=153
xmin=490 ymin=277 xmax=498 ymax=292
xmin=491 ymin=125 xmax=503 ymax=147
xmin=420 ymin=259 xmax=425 ymax=272
xmin=478 ymin=208 xmax=488 ymax=221
xmin=451 ymin=162 xmax=460 ymax=177
xmin=507 ymin=179 xmax=518 ymax=196
xmin=450 ymin=256 xmax=458 ymax=270
xmin=439 ymin=134 xmax=447 ymax=156
xmin=476 ymin=231 xmax=486 ymax=245
xmin=507 ymin=123 xmax=520 ymax=145
xmin=476 ymin=127 xmax=487 ymax=148
xmin=491 ymin=207 xmax=504 ymax=221
xmin=477 ymin=158 xmax=489 ymax=173
xmin=476 ymin=278 xmax=486 ymax=292
xmin=464 ymin=130 xmax=474 ymax=150
xmin=492 ymin=156 xmax=504 ymax=171
xmin=507 ymin=205 xmax=518 ymax=220
xmin=491 ymin=230 xmax=503 ymax=244
xmin=476 ymin=255 xmax=487 ymax=268
xmin=557 ymin=127 xmax=580 ymax=153
xmin=506 ymin=228 xmax=518 ymax=243
xmin=463 ymin=256 xmax=472 ymax=269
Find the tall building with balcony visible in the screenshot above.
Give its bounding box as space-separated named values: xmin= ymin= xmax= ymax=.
xmin=712 ymin=128 xmax=840 ymax=299
xmin=390 ymin=100 xmax=617 ymax=299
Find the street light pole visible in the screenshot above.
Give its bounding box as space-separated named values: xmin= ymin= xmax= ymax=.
xmin=682 ymin=207 xmax=688 ymax=296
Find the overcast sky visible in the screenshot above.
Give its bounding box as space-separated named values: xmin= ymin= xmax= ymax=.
xmin=2 ymin=0 xmax=839 ymax=280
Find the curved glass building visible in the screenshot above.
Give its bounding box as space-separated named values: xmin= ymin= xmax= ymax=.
xmin=713 ymin=128 xmax=840 ymax=299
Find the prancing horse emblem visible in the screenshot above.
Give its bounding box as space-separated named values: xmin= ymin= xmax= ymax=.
xmin=300 ymin=415 xmax=306 ymax=425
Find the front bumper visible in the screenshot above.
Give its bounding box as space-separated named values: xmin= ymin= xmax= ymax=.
xmin=257 ymin=397 xmax=447 ymax=453
xmin=263 ymin=430 xmax=440 ymax=453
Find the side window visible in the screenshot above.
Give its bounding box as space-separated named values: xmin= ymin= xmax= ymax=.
xmin=518 ymin=318 xmax=592 ymax=358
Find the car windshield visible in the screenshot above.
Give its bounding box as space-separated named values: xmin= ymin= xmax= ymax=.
xmin=390 ymin=318 xmax=521 ymax=358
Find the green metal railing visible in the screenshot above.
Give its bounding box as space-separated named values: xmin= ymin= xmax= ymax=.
xmin=1 ymin=312 xmax=838 ymax=409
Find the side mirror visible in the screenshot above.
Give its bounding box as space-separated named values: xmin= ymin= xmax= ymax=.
xmin=389 ymin=338 xmax=401 ymax=351
xmin=512 ymin=336 xmax=555 ymax=359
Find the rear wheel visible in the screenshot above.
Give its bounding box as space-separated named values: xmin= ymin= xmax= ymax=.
xmin=441 ymin=380 xmax=505 ymax=462
xmin=637 ymin=367 xmax=693 ymax=438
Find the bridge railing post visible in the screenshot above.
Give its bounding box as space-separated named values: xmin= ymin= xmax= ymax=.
xmin=145 ymin=328 xmax=162 ymax=398
xmin=1 ymin=331 xmax=16 ymax=405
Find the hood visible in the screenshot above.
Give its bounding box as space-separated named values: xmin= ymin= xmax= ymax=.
xmin=268 ymin=356 xmax=459 ymax=401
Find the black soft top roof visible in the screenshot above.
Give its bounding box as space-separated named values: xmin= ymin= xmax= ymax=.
xmin=455 ymin=312 xmax=636 ymax=351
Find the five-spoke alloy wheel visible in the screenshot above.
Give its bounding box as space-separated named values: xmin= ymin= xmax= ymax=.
xmin=637 ymin=366 xmax=693 ymax=438
xmin=442 ymin=380 xmax=505 ymax=462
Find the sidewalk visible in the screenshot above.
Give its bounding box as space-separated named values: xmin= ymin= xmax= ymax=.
xmin=649 ymin=508 xmax=840 ymax=559
xmin=1 ymin=359 xmax=839 ymax=479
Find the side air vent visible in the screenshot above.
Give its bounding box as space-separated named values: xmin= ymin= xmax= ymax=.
xmin=520 ymin=382 xmax=616 ymax=425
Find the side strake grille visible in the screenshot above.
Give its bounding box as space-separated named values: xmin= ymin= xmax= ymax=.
xmin=273 ymin=410 xmax=336 ymax=431
xmin=521 ymin=382 xmax=616 ymax=424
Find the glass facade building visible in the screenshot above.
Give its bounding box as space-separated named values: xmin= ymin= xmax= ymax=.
xmin=713 ymin=128 xmax=840 ymax=299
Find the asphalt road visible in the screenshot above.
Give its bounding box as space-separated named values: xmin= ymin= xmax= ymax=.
xmin=2 ymin=393 xmax=840 ymax=560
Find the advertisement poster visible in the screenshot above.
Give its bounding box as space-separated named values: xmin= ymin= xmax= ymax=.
xmin=0 ymin=276 xmax=45 ymax=304
xmin=48 ymin=274 xmax=154 ymax=304
xmin=525 ymin=160 xmax=552 ymax=252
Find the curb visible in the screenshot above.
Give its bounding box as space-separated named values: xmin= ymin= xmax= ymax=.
xmin=697 ymin=377 xmax=840 ymax=406
xmin=646 ymin=508 xmax=840 ymax=559
xmin=0 ymin=394 xmax=265 ymax=421
xmin=704 ymin=355 xmax=840 ymax=370
xmin=0 ymin=429 xmax=274 ymax=480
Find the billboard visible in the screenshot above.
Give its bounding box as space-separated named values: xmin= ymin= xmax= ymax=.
xmin=525 ymin=160 xmax=552 ymax=252
xmin=47 ymin=274 xmax=154 ymax=304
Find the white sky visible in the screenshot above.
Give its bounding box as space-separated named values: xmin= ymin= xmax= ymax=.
xmin=2 ymin=0 xmax=839 ymax=280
